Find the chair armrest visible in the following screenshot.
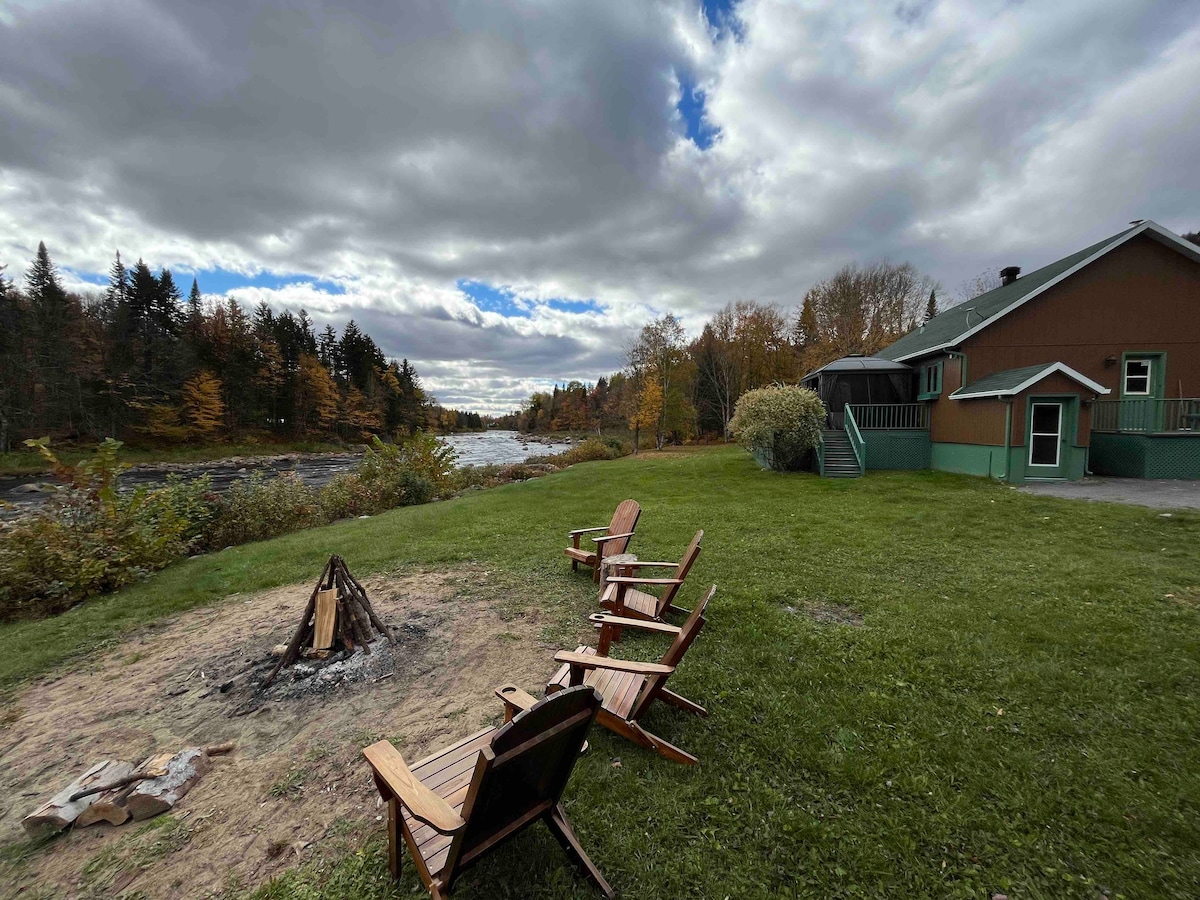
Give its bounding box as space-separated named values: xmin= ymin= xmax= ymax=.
xmin=588 ymin=613 xmax=681 ymax=636
xmin=605 ymin=576 xmax=684 ymax=586
xmin=553 ymin=651 xmax=674 ymax=676
xmin=591 ymin=531 xmax=635 ymax=544
xmin=610 ymin=561 xmax=678 ymax=569
xmin=363 ymin=741 xmax=466 ymax=835
xmin=495 ymin=683 xmax=540 ymax=722
xmin=568 ymin=525 xmax=608 ymax=537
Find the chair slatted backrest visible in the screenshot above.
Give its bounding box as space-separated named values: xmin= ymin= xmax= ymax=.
xmin=604 ymin=500 xmax=641 ymax=558
xmin=455 ymin=686 xmax=601 ymax=865
xmin=630 ymin=585 xmax=715 ymax=721
xmin=656 ymin=530 xmax=703 ymax=613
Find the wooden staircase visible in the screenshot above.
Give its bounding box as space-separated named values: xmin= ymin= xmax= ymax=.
xmin=822 ymin=430 xmax=862 ymax=478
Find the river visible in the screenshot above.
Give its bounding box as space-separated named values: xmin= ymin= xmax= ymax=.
xmin=0 ymin=431 xmax=575 ymax=520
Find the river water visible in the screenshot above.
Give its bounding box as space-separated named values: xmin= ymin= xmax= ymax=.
xmin=0 ymin=431 xmax=573 ymax=520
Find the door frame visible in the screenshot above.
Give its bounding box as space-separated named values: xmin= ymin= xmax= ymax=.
xmin=1025 ymin=395 xmax=1078 ymax=480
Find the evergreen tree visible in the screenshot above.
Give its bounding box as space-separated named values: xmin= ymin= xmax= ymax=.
xmin=318 ymin=324 xmax=337 ymax=369
xmin=297 ymin=309 xmax=317 ymax=355
xmin=924 ymin=288 xmax=938 ymax=323
xmin=156 ymin=268 xmax=183 ymax=337
xmin=186 ymin=278 xmax=205 ymax=345
xmin=105 ymin=251 xmax=128 ymax=314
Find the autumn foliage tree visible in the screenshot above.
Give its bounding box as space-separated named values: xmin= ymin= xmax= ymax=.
xmin=0 ymin=242 xmax=479 ymax=450
xmin=182 ymin=370 xmax=225 ymax=437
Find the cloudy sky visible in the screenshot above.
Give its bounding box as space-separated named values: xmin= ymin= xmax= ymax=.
xmin=1 ymin=0 xmax=1197 ymax=412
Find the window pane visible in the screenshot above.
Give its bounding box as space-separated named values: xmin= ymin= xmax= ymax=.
xmin=1031 ymin=404 xmax=1059 ymax=434
xmin=1125 ymin=376 xmax=1149 ymax=394
xmin=1125 ymin=360 xmax=1150 ymax=378
xmin=1030 ymin=435 xmax=1058 ymax=465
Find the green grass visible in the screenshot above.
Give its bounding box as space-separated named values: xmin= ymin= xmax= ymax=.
xmin=3 ymin=448 xmax=1200 ymax=898
xmin=0 ymin=439 xmax=348 ymax=476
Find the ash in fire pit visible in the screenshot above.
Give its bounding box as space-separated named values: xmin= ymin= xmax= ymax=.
xmin=261 ymin=555 xmax=396 ymax=691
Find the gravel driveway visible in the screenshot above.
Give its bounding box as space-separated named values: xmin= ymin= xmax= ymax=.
xmin=1018 ymin=477 xmax=1200 ymax=510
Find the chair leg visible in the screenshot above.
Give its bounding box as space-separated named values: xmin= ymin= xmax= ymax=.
xmin=659 ymin=688 xmax=708 ymax=717
xmin=546 ymin=803 xmax=616 ymax=899
xmin=386 ymin=797 xmax=402 ymax=880
xmin=629 ymin=721 xmax=698 ymax=765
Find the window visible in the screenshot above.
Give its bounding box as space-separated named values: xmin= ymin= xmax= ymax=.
xmin=1124 ymin=358 xmax=1152 ymax=396
xmin=1029 ymin=402 xmax=1062 ymax=467
xmin=919 ymin=362 xmax=942 ymax=400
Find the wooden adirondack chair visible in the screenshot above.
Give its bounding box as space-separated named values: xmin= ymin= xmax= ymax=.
xmin=547 ymin=585 xmax=715 ymax=765
xmin=601 ymin=530 xmax=702 ymax=624
xmin=565 ymin=499 xmax=641 ymax=583
xmin=363 ymin=684 xmax=614 ymax=899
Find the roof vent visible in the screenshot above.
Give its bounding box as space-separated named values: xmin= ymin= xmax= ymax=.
xmin=1000 ymin=266 xmax=1021 ymax=286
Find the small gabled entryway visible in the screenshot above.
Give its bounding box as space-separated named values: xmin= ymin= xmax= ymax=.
xmin=821 ymin=430 xmax=861 ymax=478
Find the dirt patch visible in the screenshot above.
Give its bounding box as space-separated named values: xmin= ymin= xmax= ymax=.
xmin=0 ymin=566 xmax=580 ymax=898
xmin=786 ymin=602 xmax=865 ymax=627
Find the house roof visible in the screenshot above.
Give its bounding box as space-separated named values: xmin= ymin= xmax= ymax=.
xmin=801 ymin=354 xmax=911 ymax=381
xmin=950 ymin=362 xmax=1110 ymax=400
xmin=877 ymin=221 xmax=1200 ymax=363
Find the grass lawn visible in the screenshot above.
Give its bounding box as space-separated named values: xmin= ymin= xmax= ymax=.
xmin=3 ymin=447 xmax=1199 ymax=898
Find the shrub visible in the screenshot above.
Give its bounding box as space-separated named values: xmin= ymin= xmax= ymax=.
xmin=0 ymin=440 xmax=219 ymax=620
xmin=527 ymin=437 xmax=628 ymax=467
xmin=205 ymin=473 xmax=321 ymax=548
xmin=729 ymin=384 xmax=826 ymax=471
xmin=363 ymin=433 xmax=457 ymax=498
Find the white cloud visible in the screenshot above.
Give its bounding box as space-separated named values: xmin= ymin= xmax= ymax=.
xmin=0 ymin=0 xmax=1196 ymax=410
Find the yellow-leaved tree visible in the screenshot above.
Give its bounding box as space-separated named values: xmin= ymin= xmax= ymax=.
xmin=182 ymin=370 xmax=225 ymax=437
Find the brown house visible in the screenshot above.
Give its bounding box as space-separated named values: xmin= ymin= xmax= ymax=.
xmin=808 ymin=221 xmax=1200 ymax=481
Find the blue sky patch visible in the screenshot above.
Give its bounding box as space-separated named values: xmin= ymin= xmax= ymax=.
xmin=65 ymin=265 xmax=346 ymax=297
xmin=676 ymin=72 xmax=720 ymax=150
xmin=458 ymin=279 xmax=601 ymax=318
xmin=702 ymin=0 xmax=744 ymax=40
xmin=186 ymin=268 xmax=348 ymax=296
xmin=458 ymin=279 xmax=531 ymax=318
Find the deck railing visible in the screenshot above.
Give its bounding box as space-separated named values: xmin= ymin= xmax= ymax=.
xmin=844 ymin=406 xmax=866 ymax=475
xmin=1092 ymin=398 xmax=1200 ymax=433
xmin=845 ymin=403 xmax=930 ymax=430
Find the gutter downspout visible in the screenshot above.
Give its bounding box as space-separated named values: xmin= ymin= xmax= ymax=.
xmin=1001 ymin=398 xmax=1013 ymax=482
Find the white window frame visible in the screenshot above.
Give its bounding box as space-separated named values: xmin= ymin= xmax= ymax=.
xmin=1123 ymin=358 xmax=1152 ymax=396
xmin=1028 ymin=402 xmax=1062 ymax=468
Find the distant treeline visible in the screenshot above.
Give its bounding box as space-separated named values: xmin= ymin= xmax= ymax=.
xmin=510 ymin=260 xmax=942 ymax=447
xmin=0 ymin=243 xmax=485 ymax=452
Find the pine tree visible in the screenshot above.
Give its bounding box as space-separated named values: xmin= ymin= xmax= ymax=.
xmin=297 ymin=309 xmax=317 ymax=355
xmin=156 ymin=268 xmax=183 ymax=337
xmin=318 ymin=324 xmax=337 ymax=369
xmin=105 ymin=251 xmax=128 ymax=314
xmin=186 ymin=278 xmax=205 ymax=344
xmin=924 ymin=288 xmax=938 ymax=323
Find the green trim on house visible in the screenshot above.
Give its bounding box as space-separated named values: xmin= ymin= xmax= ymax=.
xmin=861 ymin=430 xmax=931 ymax=470
xmin=1005 ymin=444 xmax=1088 ymax=483
xmin=917 ymin=361 xmax=943 ymax=400
xmin=1090 ymin=432 xmax=1200 ymax=479
xmin=930 ymin=443 xmax=1009 ymax=479
xmin=1119 ymin=351 xmax=1166 ymax=400
xmin=930 ymin=441 xmax=1087 ymax=483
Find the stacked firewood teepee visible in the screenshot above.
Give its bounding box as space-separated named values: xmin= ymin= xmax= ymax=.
xmin=262 ymin=555 xmax=394 ymax=689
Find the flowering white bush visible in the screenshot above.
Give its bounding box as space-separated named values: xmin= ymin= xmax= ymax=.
xmin=729 ymin=385 xmax=826 ymax=471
